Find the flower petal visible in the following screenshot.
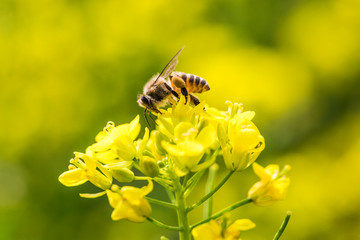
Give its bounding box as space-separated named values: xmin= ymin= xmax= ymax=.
xmin=228 ymin=219 xmax=256 ymax=232
xmin=196 ymin=125 xmax=216 ymax=149
xmin=106 ymin=189 xmax=121 ymax=208
xmin=192 ymin=220 xmax=221 ymax=240
xmin=129 ymin=115 xmax=141 ymax=140
xmin=111 ymin=200 xmax=147 ymax=222
xmin=80 ymin=191 xmax=106 ymax=198
xmin=252 ymin=162 xmax=271 ymax=182
xmin=58 ymin=168 xmax=88 ymax=187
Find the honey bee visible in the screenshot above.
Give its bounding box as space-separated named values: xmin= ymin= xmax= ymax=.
xmin=137 ymin=47 xmax=210 ymax=124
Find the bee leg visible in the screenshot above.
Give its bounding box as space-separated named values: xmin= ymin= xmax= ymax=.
xmin=181 ymin=87 xmax=189 ymax=103
xmin=189 ymin=94 xmax=200 ymax=106
xmin=171 ymin=90 xmax=179 ymax=99
xmin=170 ymin=76 xmax=189 ymax=102
xmin=144 ymin=109 xmax=151 ymax=128
xmin=164 ymin=82 xmax=179 ymax=99
xmin=149 ymin=112 xmax=158 ymax=125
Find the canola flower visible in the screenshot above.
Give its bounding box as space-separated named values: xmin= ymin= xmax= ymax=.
xmin=248 ymin=163 xmax=291 ymax=206
xmin=58 ymin=96 xmax=291 ymax=240
xmin=106 ymin=181 xmax=153 ymax=222
xmin=192 ymin=217 xmax=255 ymax=240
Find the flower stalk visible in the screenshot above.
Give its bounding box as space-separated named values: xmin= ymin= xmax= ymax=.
xmin=187 ymin=170 xmax=235 ymax=212
xmin=203 ymin=164 xmax=219 ymax=218
xmin=145 ymin=197 xmax=177 ymax=209
xmin=273 ymin=211 xmax=292 ymax=240
xmin=174 ymin=176 xmax=191 ymax=240
xmin=147 ymin=217 xmax=183 ymax=231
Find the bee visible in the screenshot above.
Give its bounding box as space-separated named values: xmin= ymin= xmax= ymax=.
xmin=137 ymin=46 xmax=210 ymax=125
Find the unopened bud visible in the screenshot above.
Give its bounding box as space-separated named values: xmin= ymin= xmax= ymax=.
xmin=111 ymin=168 xmax=135 ymax=183
xmin=140 ymin=156 xmax=160 ymax=178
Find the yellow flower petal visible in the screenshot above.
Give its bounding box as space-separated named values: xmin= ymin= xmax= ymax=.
xmin=196 ymin=125 xmax=216 ymax=149
xmin=162 ymin=141 xmax=205 ymax=170
xmin=58 ymin=168 xmax=88 ymax=187
xmin=192 ymin=220 xmax=221 ymax=240
xmin=128 ymin=115 xmax=141 ymax=140
xmin=252 ymin=162 xmax=271 ymax=182
xmin=120 ymin=180 xmax=153 ymax=206
xmin=264 ymin=164 xmax=280 ymax=178
xmin=80 ymin=191 xmax=106 ymax=198
xmin=137 ymin=127 xmax=150 ymax=156
xmin=106 ymin=189 xmax=121 ymax=208
xmin=89 ymin=138 xmax=114 ymax=152
xmin=174 ymin=122 xmax=194 ymax=139
xmin=228 ymin=219 xmax=256 ymax=232
xmin=120 ymin=186 xmax=144 ymax=206
xmin=111 ymin=200 xmax=147 ymax=222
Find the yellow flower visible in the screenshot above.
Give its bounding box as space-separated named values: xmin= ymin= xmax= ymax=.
xmin=90 ymin=116 xmax=141 ymax=163
xmin=192 ymin=218 xmax=255 ymax=240
xmin=218 ymin=111 xmax=265 ymax=171
xmin=158 ymin=96 xmax=207 ymax=126
xmin=162 ymin=121 xmax=217 ymax=175
xmin=58 ymin=152 xmax=112 ymax=190
xmin=106 ymin=181 xmax=153 ymax=222
xmin=248 ymin=163 xmax=290 ymax=206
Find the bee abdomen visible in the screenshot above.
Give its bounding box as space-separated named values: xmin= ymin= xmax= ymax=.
xmin=179 ymin=72 xmax=210 ymax=93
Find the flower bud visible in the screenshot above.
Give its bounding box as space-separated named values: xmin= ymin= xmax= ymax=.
xmin=110 ymin=167 xmax=135 ymax=183
xmin=86 ymin=169 xmax=113 ymax=190
xmin=140 ymin=156 xmax=160 ymax=178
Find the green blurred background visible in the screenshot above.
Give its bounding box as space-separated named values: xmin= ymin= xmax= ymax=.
xmin=1 ymin=0 xmax=360 ymax=239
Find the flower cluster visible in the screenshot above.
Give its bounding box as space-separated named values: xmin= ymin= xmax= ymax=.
xmin=59 ymin=95 xmax=291 ymax=239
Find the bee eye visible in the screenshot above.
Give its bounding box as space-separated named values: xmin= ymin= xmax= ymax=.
xmin=141 ymin=95 xmax=149 ymax=105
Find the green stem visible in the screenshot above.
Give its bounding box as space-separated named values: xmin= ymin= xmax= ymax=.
xmin=165 ymin=187 xmax=176 ymax=203
xmin=154 ymin=177 xmax=173 ymax=187
xmin=204 ymin=164 xmax=219 ymax=218
xmin=174 ymin=177 xmax=191 ymax=240
xmin=190 ymin=198 xmax=253 ymax=230
xmin=147 ymin=217 xmax=182 ymax=231
xmin=182 ymin=174 xmax=189 ymax=187
xmin=187 ymin=170 xmax=234 ymax=212
xmin=273 ymin=211 xmax=292 ymax=240
xmin=153 ymin=178 xmax=174 ymax=191
xmin=184 ymin=169 xmax=205 ymax=198
xmin=145 ymin=197 xmax=177 ymax=209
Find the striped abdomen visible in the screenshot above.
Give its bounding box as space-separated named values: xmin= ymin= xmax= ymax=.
xmin=170 ymin=72 xmax=210 ymax=93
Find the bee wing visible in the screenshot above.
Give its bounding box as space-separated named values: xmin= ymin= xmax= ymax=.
xmin=154 ymin=46 xmax=185 ymax=83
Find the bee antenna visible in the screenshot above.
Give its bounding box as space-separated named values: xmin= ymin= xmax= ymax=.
xmin=154 ymin=46 xmax=185 ymax=84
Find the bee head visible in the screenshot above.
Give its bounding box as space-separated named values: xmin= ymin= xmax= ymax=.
xmin=137 ymin=94 xmax=151 ymax=109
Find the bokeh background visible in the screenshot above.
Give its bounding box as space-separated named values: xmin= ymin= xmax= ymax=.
xmin=1 ymin=0 xmax=360 ymax=239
